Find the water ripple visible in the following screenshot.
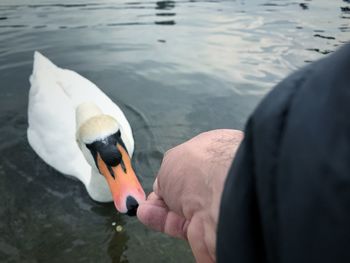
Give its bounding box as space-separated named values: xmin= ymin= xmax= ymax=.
xmin=314 ymin=34 xmax=336 ymax=40
xmin=154 ymin=20 xmax=175 ymax=25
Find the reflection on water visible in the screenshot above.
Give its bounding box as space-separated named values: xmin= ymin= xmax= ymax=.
xmin=156 ymin=1 xmax=175 ymax=10
xmin=0 ymin=0 xmax=349 ymax=262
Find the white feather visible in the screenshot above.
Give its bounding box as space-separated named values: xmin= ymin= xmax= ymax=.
xmin=27 ymin=51 xmax=134 ymax=202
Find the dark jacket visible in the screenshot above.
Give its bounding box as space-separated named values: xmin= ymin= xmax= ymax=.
xmin=217 ymin=44 xmax=350 ymax=263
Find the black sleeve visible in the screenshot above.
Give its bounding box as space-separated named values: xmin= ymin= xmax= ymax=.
xmin=217 ymin=43 xmax=350 ymax=263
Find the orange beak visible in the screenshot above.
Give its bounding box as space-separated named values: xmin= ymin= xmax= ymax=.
xmin=97 ymin=144 xmax=146 ymax=215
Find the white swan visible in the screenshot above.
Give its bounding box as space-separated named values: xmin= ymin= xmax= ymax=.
xmin=27 ymin=51 xmax=146 ymax=215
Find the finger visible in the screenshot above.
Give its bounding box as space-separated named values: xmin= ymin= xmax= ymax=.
xmin=147 ymin=192 xmax=160 ymax=201
xmin=187 ymin=217 xmax=215 ymax=263
xmin=137 ymin=199 xmax=189 ymax=240
xmin=152 ymin=178 xmax=158 ymax=193
xmin=153 ymin=177 xmax=160 ymax=195
xmin=163 ymin=211 xmax=189 ymax=240
xmin=137 ymin=198 xmax=168 ymax=233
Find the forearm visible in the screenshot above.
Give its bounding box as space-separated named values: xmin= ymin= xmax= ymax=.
xmin=207 ymin=129 xmax=244 ymax=222
xmin=206 ymin=130 xmax=244 ymax=261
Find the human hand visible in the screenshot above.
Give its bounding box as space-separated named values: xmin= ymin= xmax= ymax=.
xmin=137 ymin=129 xmax=243 ymax=262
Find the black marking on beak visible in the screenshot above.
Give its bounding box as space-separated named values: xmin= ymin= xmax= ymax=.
xmin=107 ymin=166 xmax=115 ymax=179
xmin=85 ymin=131 xmax=128 ymax=178
xmin=120 ymin=159 xmax=127 ymax=173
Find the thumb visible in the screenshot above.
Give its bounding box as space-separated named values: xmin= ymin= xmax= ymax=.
xmin=137 ymin=192 xmax=189 ymax=239
xmin=137 ymin=192 xmax=168 ymax=233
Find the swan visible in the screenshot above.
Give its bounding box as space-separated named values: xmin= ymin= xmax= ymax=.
xmin=27 ymin=51 xmax=146 ymax=216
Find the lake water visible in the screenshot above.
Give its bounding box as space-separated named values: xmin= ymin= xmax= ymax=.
xmin=0 ymin=0 xmax=349 ymax=262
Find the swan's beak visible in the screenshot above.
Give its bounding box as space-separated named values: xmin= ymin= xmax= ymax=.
xmin=97 ymin=144 xmax=146 ymax=216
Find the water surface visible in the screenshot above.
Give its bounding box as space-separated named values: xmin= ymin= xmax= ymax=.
xmin=0 ymin=0 xmax=349 ymax=262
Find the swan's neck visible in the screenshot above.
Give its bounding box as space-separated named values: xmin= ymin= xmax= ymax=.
xmin=85 ymin=168 xmax=112 ymax=202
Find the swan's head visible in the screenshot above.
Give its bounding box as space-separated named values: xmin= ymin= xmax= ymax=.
xmin=76 ymin=102 xmax=145 ymax=216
